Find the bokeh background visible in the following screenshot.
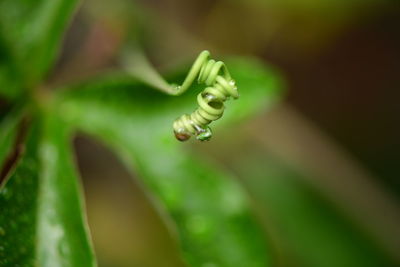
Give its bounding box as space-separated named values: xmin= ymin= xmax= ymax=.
xmin=44 ymin=0 xmax=400 ymax=266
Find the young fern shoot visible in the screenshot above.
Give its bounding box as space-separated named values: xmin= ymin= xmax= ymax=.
xmin=123 ymin=50 xmax=239 ymax=141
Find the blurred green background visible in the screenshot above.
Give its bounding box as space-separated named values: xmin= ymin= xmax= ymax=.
xmin=2 ymin=0 xmax=399 ymax=266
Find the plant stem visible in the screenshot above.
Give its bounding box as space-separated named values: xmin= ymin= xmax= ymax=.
xmin=121 ymin=49 xmax=175 ymax=94
xmin=120 ymin=49 xmax=228 ymax=96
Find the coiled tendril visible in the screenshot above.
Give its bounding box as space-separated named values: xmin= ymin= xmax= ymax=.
xmin=173 ymin=51 xmax=239 ymax=141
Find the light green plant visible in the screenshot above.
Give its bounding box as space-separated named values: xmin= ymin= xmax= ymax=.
xmin=124 ymin=50 xmax=239 ymax=141
xmin=0 ymin=1 xmax=280 ymax=266
xmin=1 ymin=0 xmax=394 ymax=267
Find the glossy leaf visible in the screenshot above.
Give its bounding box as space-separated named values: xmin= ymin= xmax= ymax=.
xmin=0 ymin=113 xmax=96 ymax=267
xmin=231 ymin=147 xmax=396 ymax=267
xmin=0 ymin=105 xmax=23 ymax=166
xmin=0 ymin=122 xmax=39 ymax=266
xmin=57 ymin=57 xmax=283 ymax=266
xmin=0 ymin=0 xmax=78 ymax=97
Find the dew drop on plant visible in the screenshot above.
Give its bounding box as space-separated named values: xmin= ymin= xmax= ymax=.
xmin=0 ymin=187 xmax=6 ymax=195
xmin=196 ymin=126 xmax=212 ymax=141
xmin=1 ymin=187 xmax=12 ymax=200
xmin=204 ymin=93 xmax=215 ymax=101
xmin=174 ymin=130 xmax=191 ymax=141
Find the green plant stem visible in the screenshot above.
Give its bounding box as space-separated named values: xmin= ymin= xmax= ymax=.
xmin=120 ymin=49 xmax=230 ymax=96
xmin=121 ymin=49 xmax=174 ymax=94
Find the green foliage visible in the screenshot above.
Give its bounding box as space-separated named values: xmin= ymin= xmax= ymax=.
xmin=0 ymin=0 xmax=395 ymax=266
xmin=0 ymin=105 xmax=24 ymax=164
xmin=0 ymin=0 xmax=77 ymax=98
xmin=0 ymin=0 xmax=284 ymax=264
xmin=55 ymin=58 xmax=282 ymax=266
xmin=235 ymin=150 xmax=395 ymax=267
xmin=0 ymin=125 xmax=40 ymax=266
xmin=0 ymin=115 xmax=96 ymax=266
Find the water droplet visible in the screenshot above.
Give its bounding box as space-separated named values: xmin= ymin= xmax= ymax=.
xmin=1 ymin=187 xmax=12 ymax=200
xmin=174 ymin=129 xmax=191 ymax=141
xmin=203 ymin=93 xmax=216 ymax=101
xmin=1 ymin=187 xmax=7 ymax=195
xmin=196 ymin=126 xmax=212 ymax=141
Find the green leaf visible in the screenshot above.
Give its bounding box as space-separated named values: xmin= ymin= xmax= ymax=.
xmin=0 ymin=113 xmax=96 ymax=266
xmin=0 ymin=36 xmax=21 ymax=99
xmin=0 ymin=122 xmax=39 ymax=266
xmin=0 ymin=0 xmax=79 ymax=97
xmin=232 ymin=147 xmax=396 ymax=267
xmin=0 ymin=105 xmax=24 ymax=166
xmin=57 ymin=57 xmax=283 ymax=266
